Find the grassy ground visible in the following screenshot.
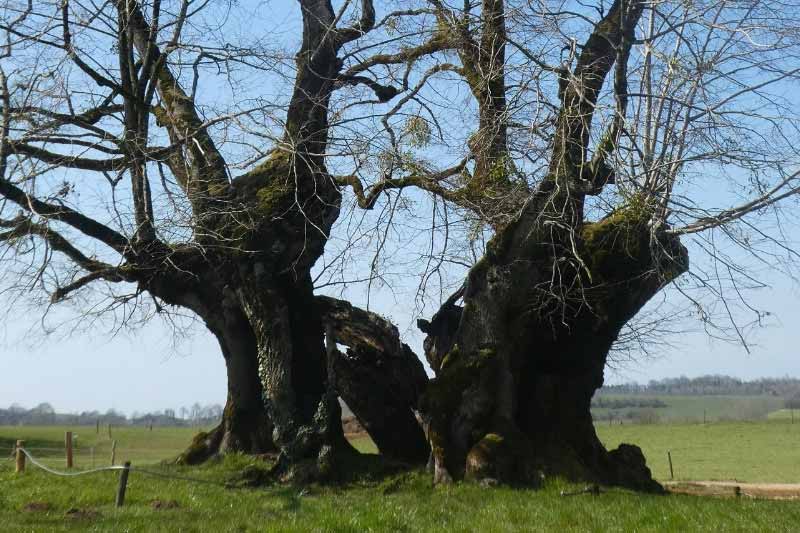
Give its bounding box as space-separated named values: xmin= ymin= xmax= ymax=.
xmin=0 ymin=425 xmax=207 ymax=468
xmin=2 ymin=422 xmax=799 ymax=531
xmin=2 ymin=455 xmax=800 ymax=532
xmin=596 ymin=419 xmax=800 ymax=483
xmin=6 ymin=420 xmax=797 ymax=483
xmin=768 ymin=409 xmax=799 ymax=422
xmin=345 ymin=434 xmax=377 ymax=455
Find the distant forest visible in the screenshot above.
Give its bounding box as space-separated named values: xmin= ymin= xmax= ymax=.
xmin=0 ymin=403 xmax=222 ymax=427
xmin=601 ymin=375 xmax=800 ymax=399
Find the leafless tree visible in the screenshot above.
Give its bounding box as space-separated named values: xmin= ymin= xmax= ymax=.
xmin=0 ymin=0 xmax=435 ymax=476
xmin=321 ymin=0 xmax=800 ymax=487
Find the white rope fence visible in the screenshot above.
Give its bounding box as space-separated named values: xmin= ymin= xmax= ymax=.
xmin=15 ymin=447 xmax=231 ymax=488
xmin=18 ymin=448 xmax=126 ymax=477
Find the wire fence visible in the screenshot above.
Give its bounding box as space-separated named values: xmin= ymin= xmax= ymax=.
xmin=13 ymin=447 xmax=232 ymax=488
xmin=4 ymin=438 xmax=185 ymax=472
xmin=8 ymin=449 xmax=114 ymax=470
xmin=19 ymin=448 xmax=126 ymax=477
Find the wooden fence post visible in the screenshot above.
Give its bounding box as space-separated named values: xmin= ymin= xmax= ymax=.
xmin=668 ymin=451 xmax=674 ymax=480
xmin=108 ymin=424 xmax=112 ymax=439
xmin=15 ymin=440 xmax=25 ymax=474
xmin=65 ymin=431 xmax=73 ymax=469
xmin=115 ymin=461 xmax=131 ymax=507
xmin=96 ymin=420 xmax=100 ymax=434
xmin=110 ymin=440 xmax=117 ymax=466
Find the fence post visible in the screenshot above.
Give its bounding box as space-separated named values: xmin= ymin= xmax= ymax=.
xmin=115 ymin=461 xmax=131 ymax=508
xmin=65 ymin=431 xmax=73 ymax=469
xmin=15 ymin=440 xmax=25 ymax=474
xmin=110 ymin=440 xmax=117 ymax=466
xmin=108 ymin=424 xmax=112 ymax=439
xmin=96 ymin=420 xmax=100 ymax=434
xmin=668 ymin=451 xmax=674 ymax=480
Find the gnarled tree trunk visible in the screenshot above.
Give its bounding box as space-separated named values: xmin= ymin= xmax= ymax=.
xmin=414 ymin=0 xmax=677 ymax=490
xmin=419 ymin=208 xmax=688 ymax=490
xmin=142 ymin=256 xmax=278 ymax=464
xmin=239 ymin=273 xmax=356 ymax=482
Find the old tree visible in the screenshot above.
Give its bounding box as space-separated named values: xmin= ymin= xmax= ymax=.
xmin=2 ymin=0 xmax=799 ymax=487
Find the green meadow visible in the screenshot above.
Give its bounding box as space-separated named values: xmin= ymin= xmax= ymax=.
xmin=1 ymin=420 xmax=798 ymax=532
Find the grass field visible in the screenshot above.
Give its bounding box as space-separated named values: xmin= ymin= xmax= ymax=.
xmin=0 ymin=425 xmax=208 ymax=468
xmin=1 ymin=421 xmax=799 ymax=531
xmin=596 ymin=419 xmax=800 ymax=483
xmin=768 ymin=409 xmax=799 ymax=422
xmin=592 ymin=395 xmax=786 ymax=423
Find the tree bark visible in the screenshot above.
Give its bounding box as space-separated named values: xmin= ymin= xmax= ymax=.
xmin=419 ymin=208 xmax=688 ymax=489
xmin=235 ymin=271 xmax=355 ymax=483
xmin=317 ymin=296 xmax=430 ymax=464
xmin=177 ymin=304 xmax=276 ymax=465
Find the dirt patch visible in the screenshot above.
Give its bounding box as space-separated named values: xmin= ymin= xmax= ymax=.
xmin=151 ymin=499 xmax=180 ymax=510
xmin=65 ymin=507 xmax=100 ymax=520
xmin=22 ymin=501 xmax=52 ymax=513
xmin=665 ymin=481 xmax=800 ymax=500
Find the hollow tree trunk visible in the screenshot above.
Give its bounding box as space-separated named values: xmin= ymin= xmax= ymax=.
xmin=317 ymin=296 xmax=430 ymax=464
xmin=419 ymin=208 xmax=689 ymax=490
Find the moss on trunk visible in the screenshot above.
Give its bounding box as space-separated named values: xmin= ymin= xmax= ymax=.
xmin=419 ymin=207 xmax=688 ymax=491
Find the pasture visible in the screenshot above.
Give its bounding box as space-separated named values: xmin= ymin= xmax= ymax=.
xmin=596 ymin=420 xmax=800 ymax=483
xmin=591 ymin=394 xmax=787 ymax=423
xmin=1 ymin=420 xmax=799 ymax=531
xmin=0 ymin=425 xmax=205 ymax=469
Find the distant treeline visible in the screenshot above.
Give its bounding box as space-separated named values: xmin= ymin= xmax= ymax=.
xmin=0 ymin=402 xmax=223 ymax=427
xmin=601 ymin=375 xmax=800 ymax=398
